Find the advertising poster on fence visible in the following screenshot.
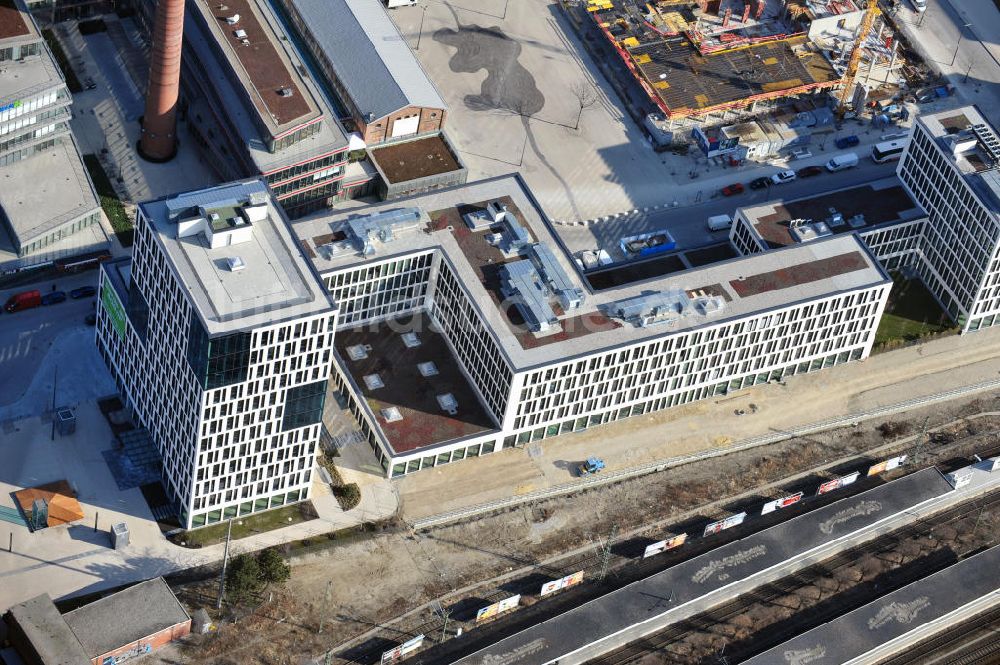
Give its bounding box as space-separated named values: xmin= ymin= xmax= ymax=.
xmin=475 ymin=603 xmax=499 ymax=623
xmin=867 ymin=461 xmax=888 ymax=477
xmin=761 ymin=492 xmax=803 ymax=515
xmin=703 ymin=512 xmax=746 ymax=537
xmin=496 ymin=594 xmax=521 ymax=613
xmin=817 ymin=478 xmax=842 ymax=495
xmin=840 ymin=471 xmax=860 ymax=487
xmin=540 ymin=571 xmax=585 ymax=596
xmin=475 ymin=596 xmax=519 ymax=623
xmin=643 ymin=532 xmax=689 ymax=558
xmin=818 ymin=471 xmax=860 ymax=495
xmin=666 ymin=533 xmax=687 ymax=550
xmin=381 ymin=635 xmax=424 ymax=664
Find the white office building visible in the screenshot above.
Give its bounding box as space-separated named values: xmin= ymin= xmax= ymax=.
xmin=294 ymin=175 xmax=891 ymax=478
xmin=731 ymin=106 xmax=1000 ymax=335
xmin=0 ymin=0 xmax=102 ymax=267
xmin=897 ymin=106 xmax=1000 ymax=332
xmin=95 ymin=179 xmax=338 ymax=529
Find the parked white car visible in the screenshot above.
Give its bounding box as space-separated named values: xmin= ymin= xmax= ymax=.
xmin=770 ymin=170 xmax=797 ymax=185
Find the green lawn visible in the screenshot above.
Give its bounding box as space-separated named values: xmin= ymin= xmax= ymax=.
xmin=82 ymin=154 xmax=133 ymax=247
xmin=170 ymin=502 xmax=318 ymax=548
xmin=41 ymin=29 xmax=83 ymax=93
xmin=874 ymin=277 xmax=956 ymax=350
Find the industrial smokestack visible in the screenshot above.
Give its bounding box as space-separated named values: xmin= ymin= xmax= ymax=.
xmin=139 ymin=0 xmax=185 ymax=162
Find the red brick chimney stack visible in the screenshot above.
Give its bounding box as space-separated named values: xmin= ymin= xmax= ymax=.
xmin=139 ymin=0 xmax=185 ymax=161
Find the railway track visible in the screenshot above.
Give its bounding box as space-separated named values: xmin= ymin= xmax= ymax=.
xmin=586 ymin=489 xmax=1000 ymax=665
xmin=876 ymin=605 xmax=1000 ymax=665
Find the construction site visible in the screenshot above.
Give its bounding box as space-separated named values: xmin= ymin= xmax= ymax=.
xmin=583 ymin=0 xmax=920 ymax=136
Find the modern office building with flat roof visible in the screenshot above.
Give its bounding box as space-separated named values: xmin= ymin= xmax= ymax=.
xmin=95 ymin=179 xmax=338 ymax=529
xmin=131 ymin=0 xmax=350 ymax=218
xmin=293 ymin=175 xmax=891 ymax=478
xmin=732 ymin=106 xmax=1000 ymax=334
xmin=898 ymin=106 xmax=1000 ymax=332
xmin=0 ymin=0 xmax=102 ymax=266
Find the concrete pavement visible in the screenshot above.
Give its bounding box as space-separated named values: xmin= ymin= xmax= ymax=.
xmin=397 ymin=325 xmax=1000 ymax=521
xmin=890 ymin=0 xmax=1000 ymax=125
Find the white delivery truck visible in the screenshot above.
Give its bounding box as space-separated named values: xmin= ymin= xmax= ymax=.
xmin=825 ymin=152 xmax=859 ymax=172
xmin=707 ymin=214 xmax=733 ymax=231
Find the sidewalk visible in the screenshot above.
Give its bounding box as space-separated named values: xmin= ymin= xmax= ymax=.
xmin=397 ymin=326 xmax=1000 ymax=521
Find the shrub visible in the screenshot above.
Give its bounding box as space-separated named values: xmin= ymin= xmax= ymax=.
xmin=226 ymin=553 xmax=261 ymax=605
xmin=257 ymin=548 xmax=290 ymax=586
xmin=334 ymin=483 xmax=361 ymax=511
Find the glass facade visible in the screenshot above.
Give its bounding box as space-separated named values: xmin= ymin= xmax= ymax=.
xmin=281 ymin=380 xmax=327 ymax=431
xmin=186 ymin=320 xmax=252 ymax=389
xmin=126 ymin=279 xmax=150 ymax=341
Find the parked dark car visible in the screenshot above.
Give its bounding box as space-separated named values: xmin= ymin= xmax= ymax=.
xmin=720 ymin=182 xmax=745 ymax=196
xmin=796 ymin=165 xmax=823 ymax=178
xmin=70 ymin=286 xmax=96 ymax=299
xmin=42 ymin=291 xmax=67 ymax=305
xmin=835 ymin=135 xmax=860 ymax=149
xmin=749 ymin=176 xmax=771 ymax=190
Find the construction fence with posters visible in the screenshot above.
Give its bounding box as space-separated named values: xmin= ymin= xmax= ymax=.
xmin=761 ymin=491 xmax=803 ymax=515
xmin=703 ymin=512 xmax=746 ymax=537
xmin=642 ymin=533 xmax=688 ymax=559
xmin=540 ymin=571 xmax=584 ymax=597
xmin=817 ymin=471 xmax=860 ymax=495
xmin=475 ymin=595 xmax=521 ymax=623
xmin=867 ymin=454 xmax=907 ymax=477
xmin=380 ymin=635 xmax=424 ymax=665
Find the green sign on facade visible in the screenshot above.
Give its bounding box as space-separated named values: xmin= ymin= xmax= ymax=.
xmin=101 ymin=280 xmax=127 ymax=341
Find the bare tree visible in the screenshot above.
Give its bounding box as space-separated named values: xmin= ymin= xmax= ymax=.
xmin=570 ymin=79 xmax=598 ymax=131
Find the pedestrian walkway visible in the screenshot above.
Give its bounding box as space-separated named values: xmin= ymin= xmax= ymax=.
xmin=398 ymin=325 xmax=1000 ymax=522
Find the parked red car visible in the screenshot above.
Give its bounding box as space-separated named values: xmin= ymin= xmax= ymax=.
xmin=720 ymin=183 xmax=745 ymax=196
xmin=4 ymin=289 xmax=42 ymax=313
xmin=796 ymin=165 xmax=823 ymax=178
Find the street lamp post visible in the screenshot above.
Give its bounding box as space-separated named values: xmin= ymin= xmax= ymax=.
xmin=949 ymin=23 xmax=972 ymax=68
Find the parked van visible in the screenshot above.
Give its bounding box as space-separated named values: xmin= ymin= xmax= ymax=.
xmin=4 ymin=289 xmax=42 ymax=313
xmin=825 ymin=152 xmax=859 ymax=172
xmin=707 ymin=214 xmax=733 ymax=232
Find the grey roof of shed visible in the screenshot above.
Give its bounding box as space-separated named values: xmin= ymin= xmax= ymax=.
xmin=286 ymin=0 xmax=446 ymax=121
xmin=63 ymin=578 xmax=190 ymax=658
xmin=3 ymin=594 xmax=90 ymax=665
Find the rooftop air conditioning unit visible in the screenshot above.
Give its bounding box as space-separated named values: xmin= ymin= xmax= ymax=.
xmin=234 ymin=29 xmax=247 ymax=39
xmin=225 ymin=13 xmax=240 ymax=24
xmin=278 ymin=87 xmax=294 ymax=97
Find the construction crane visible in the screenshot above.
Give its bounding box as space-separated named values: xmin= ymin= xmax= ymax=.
xmin=837 ymin=0 xmax=881 ymax=116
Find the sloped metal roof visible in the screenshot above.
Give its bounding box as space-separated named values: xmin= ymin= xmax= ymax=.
xmin=286 ymin=0 xmax=446 ymax=121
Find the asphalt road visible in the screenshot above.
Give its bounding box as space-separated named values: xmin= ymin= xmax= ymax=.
xmin=0 ymin=271 xmax=101 ymax=406
xmin=890 ymin=0 xmax=1000 ymax=126
xmin=557 ymin=155 xmax=903 ymax=256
